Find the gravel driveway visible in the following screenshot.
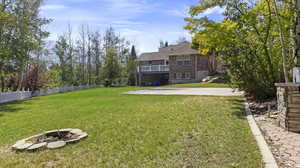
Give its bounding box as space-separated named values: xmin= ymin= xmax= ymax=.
xmin=126 ymin=88 xmax=243 ymax=96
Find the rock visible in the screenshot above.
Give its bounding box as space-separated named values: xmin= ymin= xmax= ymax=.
xmin=13 ymin=142 xmax=33 ymax=150
xmin=78 ymin=132 xmax=88 ymax=139
xmin=65 ymin=138 xmax=81 ymax=143
xmin=70 ymin=129 xmax=83 ymax=135
xmin=60 ymin=128 xmax=73 ymax=132
xmin=47 ymin=141 xmax=66 ymax=149
xmin=12 ymin=140 xmax=26 ymax=148
xmin=12 ymin=128 xmax=87 ymax=151
xmin=27 ymin=142 xmax=47 ymax=150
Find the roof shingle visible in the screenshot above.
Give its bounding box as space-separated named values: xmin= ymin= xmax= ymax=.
xmin=138 ymin=42 xmax=199 ymax=61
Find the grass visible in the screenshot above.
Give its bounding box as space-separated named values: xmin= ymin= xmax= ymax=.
xmin=0 ymin=87 xmax=262 ymax=168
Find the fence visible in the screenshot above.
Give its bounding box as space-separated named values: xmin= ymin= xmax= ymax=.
xmin=0 ymin=85 xmax=103 ymax=104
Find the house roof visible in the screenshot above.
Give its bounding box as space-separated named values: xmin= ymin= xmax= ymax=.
xmin=138 ymin=52 xmax=168 ymax=61
xmin=138 ymin=42 xmax=199 ymax=61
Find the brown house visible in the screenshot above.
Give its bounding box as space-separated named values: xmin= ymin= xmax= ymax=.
xmin=137 ymin=42 xmax=220 ymax=86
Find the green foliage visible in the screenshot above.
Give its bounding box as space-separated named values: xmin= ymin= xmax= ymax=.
xmin=185 ymin=0 xmax=296 ymax=100
xmin=101 ymin=47 xmax=121 ymax=86
xmin=127 ymin=45 xmax=137 ymax=86
xmin=53 ymin=36 xmax=74 ymax=85
xmin=43 ymin=65 xmax=62 ymax=89
xmin=0 ymin=0 xmax=50 ymax=90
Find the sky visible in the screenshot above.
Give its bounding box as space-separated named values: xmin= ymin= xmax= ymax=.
xmin=40 ymin=0 xmax=224 ymax=54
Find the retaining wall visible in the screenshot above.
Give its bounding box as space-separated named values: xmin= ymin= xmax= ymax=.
xmin=276 ymin=83 xmax=300 ymax=132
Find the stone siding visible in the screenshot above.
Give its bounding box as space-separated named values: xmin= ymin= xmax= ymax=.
xmin=276 ymin=83 xmax=300 ymax=132
xmin=277 ymin=86 xmax=288 ymax=129
xmin=197 ymin=55 xmax=209 ymax=71
xmin=169 ymin=54 xmax=210 ymax=84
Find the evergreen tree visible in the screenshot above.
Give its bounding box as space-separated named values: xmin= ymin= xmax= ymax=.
xmin=127 ymin=45 xmax=137 ymax=86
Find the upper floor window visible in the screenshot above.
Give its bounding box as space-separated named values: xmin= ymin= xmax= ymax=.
xmin=176 ymin=56 xmax=192 ymax=65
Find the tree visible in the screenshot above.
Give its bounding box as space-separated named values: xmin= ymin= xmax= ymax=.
xmin=127 ymin=45 xmax=137 ymax=86
xmin=90 ymin=31 xmax=103 ymax=84
xmin=54 ymin=36 xmax=73 ymax=85
xmin=102 ymin=47 xmax=121 ymax=86
xmin=0 ymin=0 xmax=50 ymax=91
xmin=185 ymin=0 xmax=296 ymax=99
xmin=294 ymin=0 xmax=300 ymax=69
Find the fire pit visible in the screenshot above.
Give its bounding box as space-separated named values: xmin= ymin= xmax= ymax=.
xmin=12 ymin=128 xmax=88 ymax=151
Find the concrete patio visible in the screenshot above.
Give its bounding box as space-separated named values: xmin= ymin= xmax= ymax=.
xmin=126 ymin=88 xmax=244 ymax=96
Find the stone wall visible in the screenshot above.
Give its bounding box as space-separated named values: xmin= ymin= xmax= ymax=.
xmin=276 ymin=83 xmax=300 ymax=132
xmin=277 ymin=86 xmax=288 ymax=129
xmin=0 ymin=85 xmax=103 ymax=104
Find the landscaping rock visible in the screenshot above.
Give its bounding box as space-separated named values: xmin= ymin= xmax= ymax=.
xmin=70 ymin=129 xmax=84 ymax=135
xmin=78 ymin=132 xmax=88 ymax=139
xmin=27 ymin=142 xmax=47 ymax=150
xmin=47 ymin=141 xmax=66 ymax=149
xmin=12 ymin=128 xmax=88 ymax=151
xmin=13 ymin=142 xmax=33 ymax=150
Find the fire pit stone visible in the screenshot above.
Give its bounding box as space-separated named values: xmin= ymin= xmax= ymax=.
xmin=12 ymin=128 xmax=88 ymax=151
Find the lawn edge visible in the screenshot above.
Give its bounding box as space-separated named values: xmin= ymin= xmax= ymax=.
xmin=244 ymin=99 xmax=278 ymax=168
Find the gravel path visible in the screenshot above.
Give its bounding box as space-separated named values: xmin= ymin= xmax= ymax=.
xmin=126 ymin=88 xmax=243 ymax=96
xmin=255 ymin=115 xmax=300 ymax=168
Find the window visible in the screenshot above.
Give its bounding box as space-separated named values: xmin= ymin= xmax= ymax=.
xmin=176 ymin=56 xmax=192 ymax=65
xmin=177 ymin=61 xmax=183 ymax=65
xmin=174 ymin=72 xmax=191 ymax=80
xmin=185 ymin=72 xmax=191 ymax=79
xmin=176 ymin=73 xmax=182 ymax=80
xmin=182 ymin=73 xmax=185 ymax=79
xmin=173 ymin=72 xmax=192 ymax=80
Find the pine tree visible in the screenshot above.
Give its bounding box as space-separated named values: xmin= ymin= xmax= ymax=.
xmin=127 ymin=45 xmax=137 ymax=86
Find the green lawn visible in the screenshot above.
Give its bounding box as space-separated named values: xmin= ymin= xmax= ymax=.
xmin=0 ymin=87 xmax=261 ymax=168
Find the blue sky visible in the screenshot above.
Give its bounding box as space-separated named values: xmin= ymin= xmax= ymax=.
xmin=40 ymin=0 xmax=224 ymax=53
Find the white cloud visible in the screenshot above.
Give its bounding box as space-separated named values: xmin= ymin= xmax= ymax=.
xmin=201 ymin=6 xmax=225 ymax=16
xmin=167 ymin=6 xmax=225 ymax=18
xmin=41 ymin=0 xmax=197 ymax=53
xmin=41 ymin=5 xmax=68 ymax=10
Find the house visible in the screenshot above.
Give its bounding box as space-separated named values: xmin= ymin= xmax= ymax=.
xmin=137 ymin=42 xmax=220 ymax=86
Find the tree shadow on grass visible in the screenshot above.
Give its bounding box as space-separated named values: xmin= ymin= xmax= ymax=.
xmin=0 ymin=100 xmax=28 ymax=117
xmin=227 ymin=98 xmax=247 ymax=120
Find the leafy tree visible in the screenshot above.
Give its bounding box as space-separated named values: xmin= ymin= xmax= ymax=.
xmin=0 ymin=0 xmax=50 ymax=91
xmin=185 ymin=0 xmax=296 ymax=99
xmin=43 ymin=64 xmax=62 ymax=89
xmin=54 ymin=36 xmax=73 ymax=85
xmin=102 ymin=47 xmax=121 ymax=86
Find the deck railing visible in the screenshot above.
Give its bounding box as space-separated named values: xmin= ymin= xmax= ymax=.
xmin=140 ymin=65 xmax=169 ymax=72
